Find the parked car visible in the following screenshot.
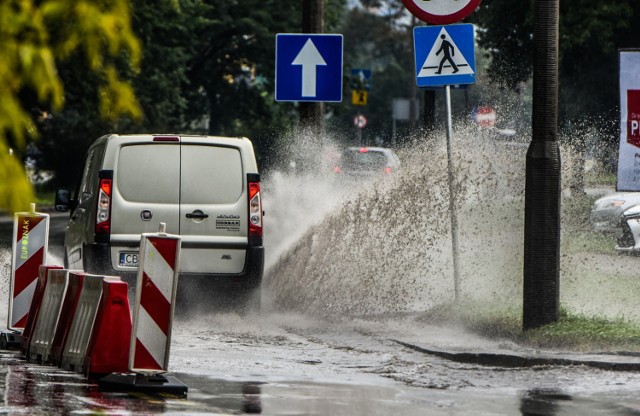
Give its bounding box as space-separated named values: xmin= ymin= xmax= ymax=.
xmin=589 ymin=192 xmax=640 ymax=232
xmin=333 ymin=146 xmax=401 ymax=179
xmin=55 ymin=134 xmax=264 ymax=311
xmin=616 ymin=204 xmax=640 ymax=253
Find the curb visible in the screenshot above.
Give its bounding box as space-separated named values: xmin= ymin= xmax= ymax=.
xmin=393 ymin=340 xmax=640 ymax=372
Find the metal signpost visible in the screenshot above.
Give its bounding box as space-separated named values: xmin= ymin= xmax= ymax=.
xmin=275 ymin=34 xmax=343 ymax=102
xmin=413 ymin=23 xmax=477 ymax=300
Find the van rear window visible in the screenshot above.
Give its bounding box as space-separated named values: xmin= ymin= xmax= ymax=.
xmin=180 ymin=145 xmax=243 ymax=204
xmin=117 ymin=144 xmax=180 ymax=203
xmin=116 ymin=143 xmax=243 ymax=204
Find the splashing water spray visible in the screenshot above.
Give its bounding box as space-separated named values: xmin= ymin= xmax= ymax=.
xmin=263 ymin=123 xmax=529 ymax=317
xmin=262 ymin=114 xmax=638 ymax=324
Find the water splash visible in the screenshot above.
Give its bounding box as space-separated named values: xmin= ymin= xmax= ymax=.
xmin=264 ymin=125 xmax=530 ymax=316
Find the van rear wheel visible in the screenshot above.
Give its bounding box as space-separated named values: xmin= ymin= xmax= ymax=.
xmin=237 ymin=285 xmax=261 ymax=315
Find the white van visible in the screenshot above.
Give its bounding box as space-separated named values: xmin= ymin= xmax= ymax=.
xmin=55 ymin=134 xmax=264 ymax=310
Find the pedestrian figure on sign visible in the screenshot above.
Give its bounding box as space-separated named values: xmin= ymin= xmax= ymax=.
xmin=435 ymin=34 xmax=458 ymax=74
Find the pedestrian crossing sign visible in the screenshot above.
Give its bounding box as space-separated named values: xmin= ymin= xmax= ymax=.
xmin=413 ymin=24 xmax=475 ymax=88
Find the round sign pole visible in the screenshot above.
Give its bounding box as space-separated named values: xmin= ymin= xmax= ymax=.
xmin=401 ymin=0 xmax=481 ymax=24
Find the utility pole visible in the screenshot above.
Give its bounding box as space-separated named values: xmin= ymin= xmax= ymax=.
xmin=300 ymin=0 xmax=324 ymax=137
xmin=523 ymin=0 xmax=561 ymax=330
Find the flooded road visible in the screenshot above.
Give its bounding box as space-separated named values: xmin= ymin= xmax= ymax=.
xmin=1 ymin=131 xmax=640 ymax=414
xmin=1 ymin=308 xmax=640 ymax=414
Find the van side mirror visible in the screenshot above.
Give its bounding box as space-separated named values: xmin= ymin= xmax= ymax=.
xmin=55 ymin=189 xmax=72 ymax=212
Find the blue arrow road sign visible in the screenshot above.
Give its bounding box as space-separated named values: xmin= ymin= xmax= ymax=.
xmin=413 ymin=24 xmax=475 ymax=88
xmin=276 ymin=34 xmax=343 ymax=102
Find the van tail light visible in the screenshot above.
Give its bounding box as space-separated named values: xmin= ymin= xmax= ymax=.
xmin=248 ymin=173 xmax=263 ymax=242
xmin=96 ymin=171 xmax=113 ymax=236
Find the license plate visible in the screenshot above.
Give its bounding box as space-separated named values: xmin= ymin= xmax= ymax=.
xmin=119 ymin=251 xmax=139 ymax=267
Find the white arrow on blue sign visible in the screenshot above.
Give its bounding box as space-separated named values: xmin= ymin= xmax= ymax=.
xmin=413 ymin=24 xmax=476 ymax=88
xmin=275 ymin=34 xmax=343 ymax=102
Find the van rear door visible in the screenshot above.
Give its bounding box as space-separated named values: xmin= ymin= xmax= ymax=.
xmin=178 ymin=140 xmax=248 ymax=274
xmin=110 ymin=141 xmax=181 ymax=268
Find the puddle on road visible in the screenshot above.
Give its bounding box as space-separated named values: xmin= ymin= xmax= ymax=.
xmin=1 ymin=348 xmax=638 ymax=416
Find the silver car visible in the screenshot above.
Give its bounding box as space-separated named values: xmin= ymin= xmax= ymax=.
xmin=616 ymin=204 xmax=640 ymax=252
xmin=333 ymin=147 xmax=401 ymax=179
xmin=589 ymin=192 xmax=640 ymax=232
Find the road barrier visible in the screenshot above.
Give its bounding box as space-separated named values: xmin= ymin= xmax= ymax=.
xmin=60 ymin=274 xmax=104 ymax=372
xmin=8 ymin=203 xmax=49 ymax=331
xmin=29 ymin=269 xmax=70 ymax=362
xmin=49 ymin=271 xmax=86 ymax=365
xmin=84 ymin=277 xmax=132 ymax=377
xmin=6 ymin=222 xmax=187 ymax=395
xmin=99 ymin=224 xmax=187 ymax=395
xmin=20 ymin=265 xmax=63 ymax=356
xmin=129 ymin=227 xmax=181 ymax=374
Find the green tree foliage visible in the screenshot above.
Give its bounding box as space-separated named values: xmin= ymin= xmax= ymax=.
xmin=184 ymin=0 xmax=305 ymax=163
xmin=39 ymin=0 xmax=193 ymax=187
xmin=473 ymin=0 xmax=640 ymax=125
xmin=0 ymin=0 xmax=142 ymax=213
xmin=330 ymin=2 xmax=416 ymax=145
xmin=39 ymin=0 xmax=346 ymax=180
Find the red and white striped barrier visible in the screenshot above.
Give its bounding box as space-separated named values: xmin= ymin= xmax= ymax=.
xmin=129 ymin=225 xmax=181 ymax=374
xmin=9 ymin=204 xmax=49 ymax=331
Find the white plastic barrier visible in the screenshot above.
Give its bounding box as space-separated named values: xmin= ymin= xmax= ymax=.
xmin=60 ymin=274 xmax=110 ymax=372
xmin=28 ymin=269 xmax=69 ymax=362
xmin=48 ymin=271 xmax=87 ymax=365
xmin=21 ymin=265 xmax=63 ymax=356
xmin=129 ymin=226 xmax=181 ymax=374
xmin=9 ymin=204 xmax=49 ymax=331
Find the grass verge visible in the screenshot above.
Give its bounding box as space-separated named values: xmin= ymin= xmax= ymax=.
xmin=420 ymin=299 xmax=640 ymax=353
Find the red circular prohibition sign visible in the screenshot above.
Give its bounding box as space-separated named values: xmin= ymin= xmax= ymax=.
xmin=401 ymin=0 xmax=481 ymax=25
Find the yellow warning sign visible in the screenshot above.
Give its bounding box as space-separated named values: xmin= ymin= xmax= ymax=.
xmin=352 ymin=90 xmax=368 ymax=106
